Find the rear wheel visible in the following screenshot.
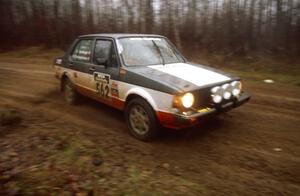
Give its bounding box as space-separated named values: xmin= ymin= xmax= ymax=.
xmin=125 ymin=98 xmax=160 ymax=141
xmin=62 ymin=78 xmax=78 ymax=105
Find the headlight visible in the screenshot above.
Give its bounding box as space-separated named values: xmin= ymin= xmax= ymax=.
xmin=211 ymin=86 xmax=223 ymax=103
xmin=231 ymin=81 xmax=242 ymax=97
xmin=181 ymin=93 xmax=194 ymax=108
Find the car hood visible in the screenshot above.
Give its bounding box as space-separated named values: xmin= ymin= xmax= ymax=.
xmin=126 ymin=63 xmax=237 ymax=93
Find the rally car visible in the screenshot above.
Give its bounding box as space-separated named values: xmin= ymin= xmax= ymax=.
xmin=54 ymin=34 xmax=250 ymax=141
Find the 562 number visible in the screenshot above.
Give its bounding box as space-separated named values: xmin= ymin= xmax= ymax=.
xmin=96 ymin=82 xmax=109 ymax=98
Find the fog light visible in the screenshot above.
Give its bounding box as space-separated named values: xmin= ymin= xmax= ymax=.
xmin=212 ymin=95 xmax=222 ymax=103
xmin=222 ymin=84 xmax=231 ymax=99
xmin=231 ymin=81 xmax=242 ymax=97
xmin=232 ymin=89 xmax=241 ymax=96
xmin=211 ymin=86 xmax=223 ymax=103
xmin=223 ymin=91 xmax=231 ymax=99
xmin=211 ymin=86 xmax=221 ymax=94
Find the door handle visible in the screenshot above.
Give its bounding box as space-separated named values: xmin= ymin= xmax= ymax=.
xmin=89 ymin=67 xmax=96 ymax=71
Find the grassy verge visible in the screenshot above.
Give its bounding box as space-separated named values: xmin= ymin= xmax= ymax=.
xmin=222 ymin=68 xmax=300 ymax=87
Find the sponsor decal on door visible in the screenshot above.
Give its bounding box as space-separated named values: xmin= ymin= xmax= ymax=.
xmin=110 ymin=81 xmax=119 ymax=98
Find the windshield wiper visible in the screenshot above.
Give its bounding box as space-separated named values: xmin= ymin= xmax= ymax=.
xmin=152 ymin=40 xmax=165 ymax=65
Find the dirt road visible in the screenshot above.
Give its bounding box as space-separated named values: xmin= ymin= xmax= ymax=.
xmin=0 ymin=60 xmax=299 ymax=195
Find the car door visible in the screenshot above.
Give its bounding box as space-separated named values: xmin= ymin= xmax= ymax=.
xmin=88 ymin=38 xmax=120 ymax=102
xmin=68 ymin=38 xmax=94 ymax=90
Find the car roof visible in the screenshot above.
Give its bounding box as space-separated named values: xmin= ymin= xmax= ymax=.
xmin=78 ymin=33 xmax=165 ymax=39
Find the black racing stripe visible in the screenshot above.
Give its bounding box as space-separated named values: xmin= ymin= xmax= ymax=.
xmin=119 ymin=69 xmax=180 ymax=94
xmin=122 ymin=66 xmax=198 ymax=93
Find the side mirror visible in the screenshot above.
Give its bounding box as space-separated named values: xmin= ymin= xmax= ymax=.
xmin=96 ymin=58 xmax=108 ymax=67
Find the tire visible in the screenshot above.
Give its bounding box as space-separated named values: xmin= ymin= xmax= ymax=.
xmin=62 ymin=78 xmax=78 ymax=105
xmin=125 ymin=98 xmax=160 ymax=141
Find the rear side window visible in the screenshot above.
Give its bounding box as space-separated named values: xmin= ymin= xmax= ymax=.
xmin=71 ymin=39 xmax=93 ymax=62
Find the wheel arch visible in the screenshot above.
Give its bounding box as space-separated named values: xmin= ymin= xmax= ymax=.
xmin=124 ymin=88 xmax=158 ymax=111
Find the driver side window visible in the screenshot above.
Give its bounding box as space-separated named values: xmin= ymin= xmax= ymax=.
xmin=94 ymin=40 xmax=118 ymax=68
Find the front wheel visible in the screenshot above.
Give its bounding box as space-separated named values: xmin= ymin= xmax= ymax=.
xmin=125 ymin=98 xmax=160 ymax=141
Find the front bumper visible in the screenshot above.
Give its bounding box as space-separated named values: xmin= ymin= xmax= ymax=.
xmin=162 ymin=92 xmax=251 ymax=129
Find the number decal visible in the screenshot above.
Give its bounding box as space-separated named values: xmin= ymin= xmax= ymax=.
xmin=96 ymin=82 xmax=109 ymax=98
xmin=94 ymin=72 xmax=111 ymax=99
xmin=104 ymin=84 xmax=109 ymax=97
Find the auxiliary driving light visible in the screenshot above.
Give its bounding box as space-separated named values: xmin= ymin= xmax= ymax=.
xmin=212 ymin=95 xmax=222 ymax=103
xmin=222 ymin=84 xmax=232 ymax=99
xmin=231 ymin=81 xmax=242 ymax=97
xmin=211 ymin=86 xmax=223 ymax=103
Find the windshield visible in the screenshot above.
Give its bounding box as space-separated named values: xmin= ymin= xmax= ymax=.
xmin=117 ymin=37 xmax=185 ymax=66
